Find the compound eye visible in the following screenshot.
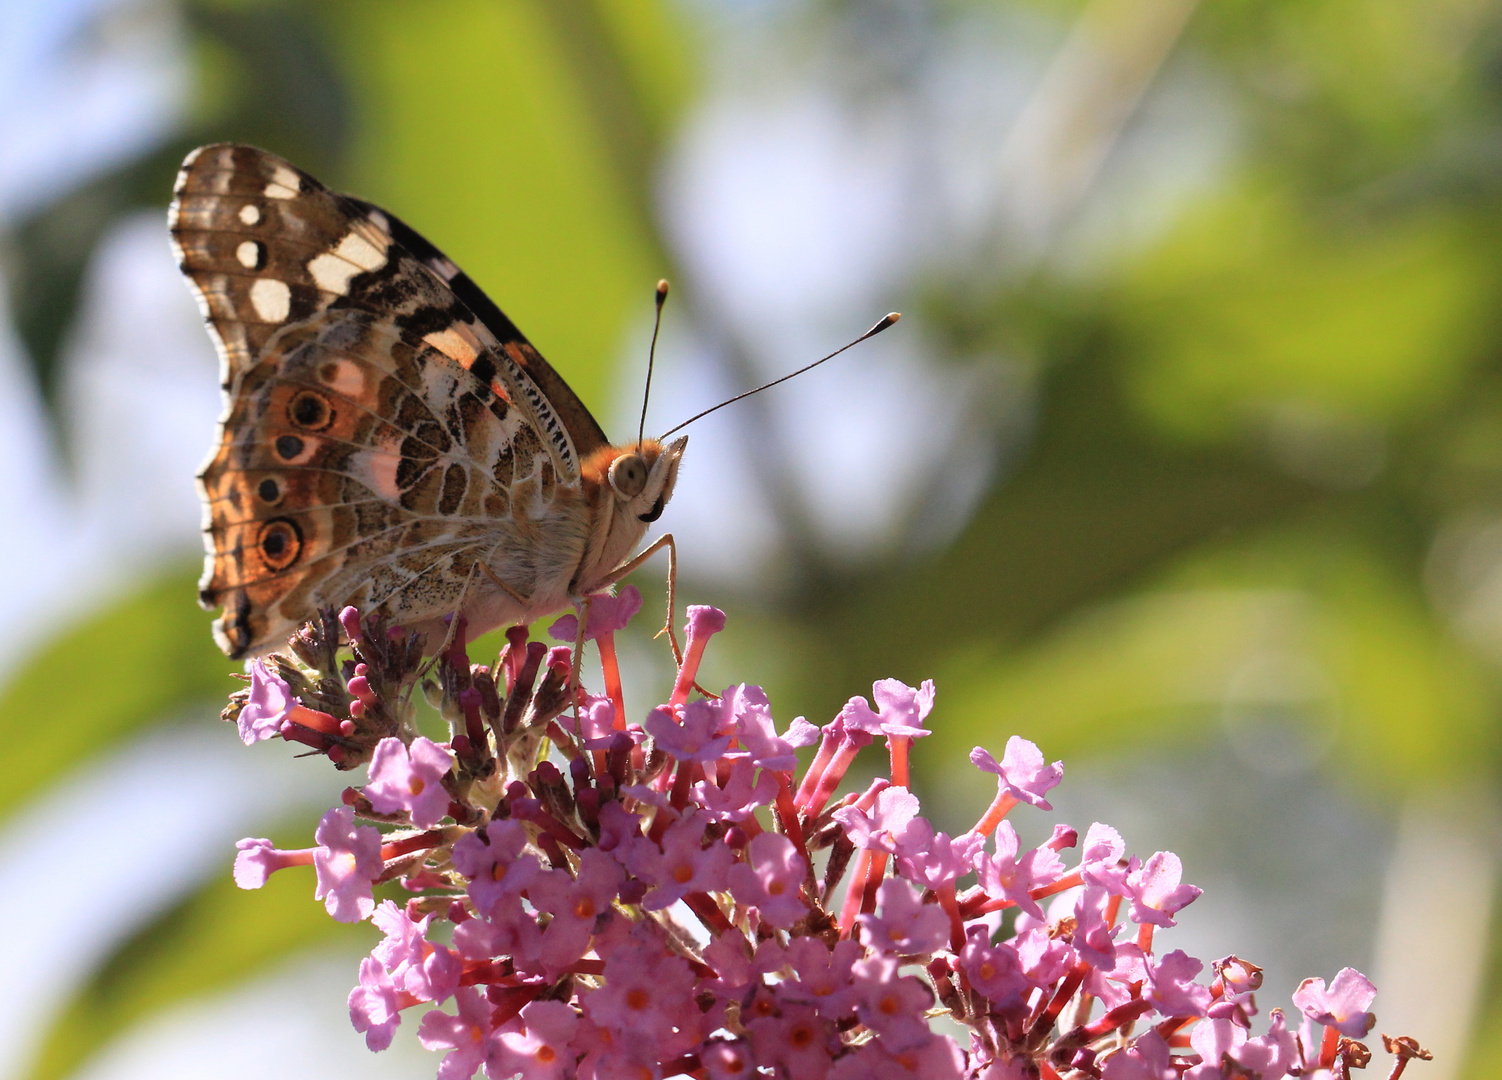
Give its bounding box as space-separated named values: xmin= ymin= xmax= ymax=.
xmin=608 ymin=453 xmax=647 ymax=499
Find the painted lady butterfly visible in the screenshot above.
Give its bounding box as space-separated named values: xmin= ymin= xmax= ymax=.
xmin=169 ymin=144 xmax=686 ymax=659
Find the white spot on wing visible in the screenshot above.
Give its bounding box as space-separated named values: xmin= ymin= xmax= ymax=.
xmin=235 ymin=241 xmax=261 ymax=269
xmin=336 ymin=231 xmax=387 ymax=272
xmin=249 ymin=278 xmax=291 ymax=322
xmin=307 ymin=252 xmax=358 ymax=295
xmin=239 ymin=204 xmax=261 ymax=225
xmin=307 ymin=230 xmax=389 ymax=294
xmin=263 ymin=164 xmax=300 ymax=199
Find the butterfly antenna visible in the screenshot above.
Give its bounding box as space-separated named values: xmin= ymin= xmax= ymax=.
xmin=638 ymin=279 xmax=670 ymax=447
xmin=659 ymin=312 xmax=901 ymax=439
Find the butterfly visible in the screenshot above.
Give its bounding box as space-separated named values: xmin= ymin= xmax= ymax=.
xmin=169 ymin=144 xmax=686 ymax=659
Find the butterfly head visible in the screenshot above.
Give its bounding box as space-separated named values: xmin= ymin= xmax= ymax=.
xmin=601 ymin=435 xmax=688 ymax=525
xmin=585 ymin=432 xmax=690 ymax=528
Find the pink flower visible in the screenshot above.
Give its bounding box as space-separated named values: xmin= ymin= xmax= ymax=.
xmin=349 ymin=955 xmax=408 ymax=1051
xmin=1145 ymin=949 xmax=1211 ymax=1019
xmin=747 ymin=1003 xmax=835 ymax=1080
xmin=1189 ymin=1015 xmax=1247 ymax=1071
xmin=1292 ymin=967 xmax=1377 ymax=1038
xmin=239 ymin=659 xmax=292 ymax=744
xmin=1072 ymin=884 xmax=1122 ymax=970
xmin=722 ymin=683 xmax=815 ymax=771
xmin=849 ymin=954 xmax=934 ymax=1050
xmin=959 ymin=927 xmax=1030 ymax=1013
xmin=370 ymin=899 xmax=460 ymax=1003
xmin=699 ymin=930 xmax=762 ymax=1002
xmin=232 ymin=836 xmax=311 ymax=888
xmin=559 ymin=694 xmax=619 ymax=749
xmin=869 ymin=677 xmax=937 ymax=738
xmin=1125 ymin=851 xmax=1202 ymax=928
xmin=594 ymin=800 xmax=642 ymax=854
xmin=835 ymin=678 xmax=937 ymax=748
xmin=970 ymin=736 xmax=1063 ymax=810
xmin=1231 ymin=1009 xmax=1299 ymax=1077
xmin=1014 ymin=926 xmax=1073 ymax=988
xmin=451 ymin=893 xmax=543 ymax=972
xmin=646 ymin=699 xmax=733 ymax=762
xmin=1082 ymin=942 xmax=1148 ymax=1012
xmin=548 ymin=584 xmax=643 ymax=641
xmin=312 ymin=806 xmax=382 ymax=922
xmin=530 ymin=848 xmax=624 ymax=972
xmin=418 ymin=985 xmax=497 ymax=1080
xmin=488 ymin=999 xmax=579 ymax=1080
xmin=833 ymin=786 xmax=921 ymax=854
xmin=627 ymin=811 xmax=735 ymax=910
xmin=364 ymin=736 xmax=454 ymax=828
xmin=584 ymin=940 xmax=701 ymax=1045
xmin=450 ymin=819 xmax=539 ymax=916
xmin=1080 ymin=822 xmax=1129 ymax=890
xmin=693 ymin=757 xmax=778 ymax=823
xmin=892 ymin=819 xmax=985 ymax=890
xmin=856 ymin=879 xmax=949 ymax=956
xmin=830 ymin=1033 xmax=967 ymax=1080
xmin=1101 ymin=1030 xmax=1177 ymax=1080
xmin=779 ymin=937 xmax=863 ymax=1019
xmin=975 ymin=821 xmax=1065 ymax=920
xmin=702 ymin=1038 xmax=756 ymax=1080
xmin=726 ymin=831 xmax=809 ymax=929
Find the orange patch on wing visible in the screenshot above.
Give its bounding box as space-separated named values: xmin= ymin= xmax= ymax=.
xmin=423 ymin=324 xmax=482 ymax=367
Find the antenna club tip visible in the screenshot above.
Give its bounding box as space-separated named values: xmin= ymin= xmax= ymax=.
xmin=867 ymin=311 xmax=901 ymax=336
xmin=656 ymin=279 xmax=670 ymax=297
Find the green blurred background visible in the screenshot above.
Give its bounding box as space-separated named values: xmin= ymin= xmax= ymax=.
xmin=1 ymin=0 xmax=1499 ymax=1077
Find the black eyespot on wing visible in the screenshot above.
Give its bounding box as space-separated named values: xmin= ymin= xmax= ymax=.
xmin=275 ymin=434 xmax=304 ymax=460
xmin=257 ymin=477 xmax=281 ymax=503
xmin=256 ymin=517 xmax=302 ymax=570
xmin=288 ymin=390 xmax=333 ymax=430
xmin=639 ymin=495 xmax=665 ymax=523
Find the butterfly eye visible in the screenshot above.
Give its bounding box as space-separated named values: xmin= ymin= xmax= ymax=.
xmin=608 ymin=454 xmax=647 ymax=499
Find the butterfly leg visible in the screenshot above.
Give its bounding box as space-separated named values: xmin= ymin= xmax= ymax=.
xmin=569 ymin=595 xmax=592 ymax=730
xmin=472 ymin=560 xmax=530 ymax=605
xmin=595 ymin=535 xmax=714 ymax=700
xmin=417 ymin=561 xmax=483 ymax=677
xmin=595 ymin=533 xmax=682 ymax=663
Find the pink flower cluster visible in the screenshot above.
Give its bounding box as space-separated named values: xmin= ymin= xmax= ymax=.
xmin=225 ymin=596 xmax=1426 ymax=1080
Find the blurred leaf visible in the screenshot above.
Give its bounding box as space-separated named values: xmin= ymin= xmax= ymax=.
xmin=25 ymin=823 xmax=364 ymax=1080
xmin=1198 ymin=0 xmax=1494 ymax=180
xmin=924 ymin=528 xmax=1496 ymax=796
xmin=324 ymin=0 xmax=690 ymax=423
xmin=184 ymin=0 xmax=354 ymax=177
xmin=0 ymin=567 xmax=237 ymax=818
xmin=781 ymin=345 xmax=1322 ymax=726
xmin=1115 ymin=184 xmax=1502 ymax=440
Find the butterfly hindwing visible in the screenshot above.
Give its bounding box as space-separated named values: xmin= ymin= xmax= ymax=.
xmin=172 ymin=144 xmax=599 ymax=657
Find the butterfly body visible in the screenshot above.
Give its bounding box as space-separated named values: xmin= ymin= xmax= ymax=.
xmin=170 ymin=144 xmax=684 ymax=658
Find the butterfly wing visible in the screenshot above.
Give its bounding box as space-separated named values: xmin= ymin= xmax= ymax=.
xmin=340 ymin=193 xmax=610 ymax=459
xmin=170 ymin=143 xmax=606 ymax=657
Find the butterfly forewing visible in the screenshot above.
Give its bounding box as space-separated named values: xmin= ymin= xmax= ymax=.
xmin=171 ymin=144 xmax=606 ymax=657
